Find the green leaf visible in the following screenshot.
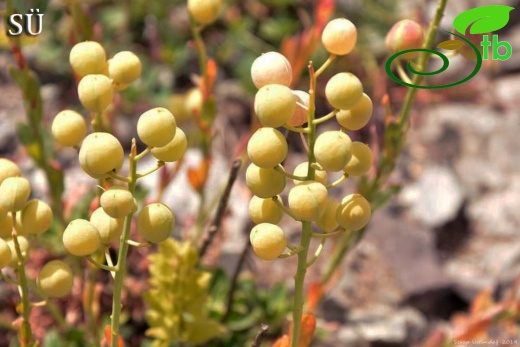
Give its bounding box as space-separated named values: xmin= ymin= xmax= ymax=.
xmin=453 ymin=5 xmax=515 ymax=35
xmin=437 ymin=39 xmax=465 ymax=51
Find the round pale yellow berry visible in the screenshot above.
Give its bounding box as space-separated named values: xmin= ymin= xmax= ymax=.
xmin=0 ymin=239 xmax=11 ymax=269
xmin=69 ymin=41 xmax=107 ymax=77
xmin=0 ymin=177 xmax=31 ymax=212
xmin=100 ymin=187 xmax=137 ymax=218
xmin=245 ymin=164 xmax=286 ymax=199
xmin=51 ymin=110 xmax=87 ymax=147
xmin=316 ymin=199 xmax=340 ymax=233
xmin=0 ymin=213 xmax=13 ymax=239
xmin=79 ymin=132 xmax=124 ymax=179
xmin=314 ymin=131 xmax=352 ymax=172
xmin=185 ymin=88 xmax=203 ymax=117
xmin=90 ymin=207 xmax=123 ymax=244
xmin=322 ymin=18 xmax=357 ymax=55
xmin=137 ymin=107 xmax=177 ymax=148
xmin=137 ymin=203 xmax=175 ymax=243
xmin=248 ymin=196 xmax=283 ymax=224
xmin=247 ymin=127 xmax=288 ymax=168
xmin=250 ymin=223 xmax=286 ymax=261
xmin=167 ymin=94 xmax=190 ymax=122
xmin=288 ymin=181 xmax=328 ymax=221
xmin=254 ymin=84 xmax=296 ymax=127
xmin=292 ymin=162 xmax=327 ymax=185
xmin=336 ymin=194 xmax=371 ymax=231
xmin=336 ymin=93 xmax=373 ymax=131
xmin=108 ymin=51 xmax=142 ymax=85
xmin=343 ymin=142 xmax=373 ymax=176
xmin=37 ymin=260 xmax=74 ymax=298
xmin=78 ymin=74 xmax=114 ymax=112
xmin=188 ymin=0 xmax=222 ymax=25
xmin=20 ymin=199 xmax=53 ymax=235
xmin=251 ymin=52 xmax=292 ymax=89
xmin=287 ymin=90 xmax=309 ymax=127
xmin=0 ymin=158 xmax=21 ymax=185
xmin=325 ymin=72 xmax=363 ymax=110
xmin=62 ymin=219 xmax=101 ymax=256
xmin=151 ymin=128 xmax=187 ymax=162
xmin=6 ymin=236 xmax=30 ymax=265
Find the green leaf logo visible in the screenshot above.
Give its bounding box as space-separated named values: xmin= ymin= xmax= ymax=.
xmin=453 ymin=5 xmax=515 ymax=35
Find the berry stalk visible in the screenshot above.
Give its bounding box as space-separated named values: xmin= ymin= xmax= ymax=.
xmin=290 ymin=62 xmax=319 ymax=347
xmin=109 ymin=140 xmax=138 ymax=347
xmin=11 ymin=213 xmax=33 ymax=345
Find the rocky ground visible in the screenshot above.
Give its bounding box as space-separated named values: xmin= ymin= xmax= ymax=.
xmin=2 ymin=1 xmax=520 ymax=346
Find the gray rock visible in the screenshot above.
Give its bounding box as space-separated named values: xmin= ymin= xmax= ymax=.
xmin=334 ymin=306 xmax=427 ymax=346
xmin=400 ymin=166 xmax=464 ymax=227
xmin=467 ymin=175 xmax=520 ymax=237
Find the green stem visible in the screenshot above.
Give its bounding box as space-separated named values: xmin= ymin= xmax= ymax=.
xmin=11 ymin=213 xmax=33 ymax=345
xmin=307 ymin=238 xmax=326 ymax=268
xmin=290 ymin=62 xmax=319 ymax=347
xmin=110 ymin=140 xmax=138 ymax=347
xmin=274 ymin=165 xmax=307 ymax=182
xmin=320 ymin=0 xmax=449 ymax=289
xmin=283 ymin=124 xmax=309 ymax=133
xmin=313 ymin=109 xmax=339 ymax=125
xmin=398 ymin=0 xmax=448 ymax=130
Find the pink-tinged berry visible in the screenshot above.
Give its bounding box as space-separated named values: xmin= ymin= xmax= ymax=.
xmin=385 ymin=19 xmax=425 ymax=60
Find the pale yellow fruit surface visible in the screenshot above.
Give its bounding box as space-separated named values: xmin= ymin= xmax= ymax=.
xmin=250 ymin=223 xmax=286 ymax=261
xmin=151 ymin=128 xmax=187 ymax=162
xmin=0 ymin=177 xmax=31 ymax=212
xmin=314 ymin=131 xmax=352 ymax=172
xmin=52 ymin=110 xmax=87 ymax=147
xmin=343 ymin=142 xmax=373 ymax=176
xmin=37 ymin=260 xmax=73 ymax=298
xmin=6 ymin=236 xmax=30 ymax=265
xmin=108 ymin=51 xmax=142 ymax=85
xmin=137 ymin=203 xmax=175 ymax=243
xmin=0 ymin=213 xmax=13 ymax=239
xmin=247 ymin=127 xmax=288 ymax=168
xmin=248 ymin=196 xmax=283 ymax=224
xmin=336 ymin=194 xmax=371 ymax=231
xmin=325 ymin=72 xmax=363 ymax=110
xmin=336 ymin=93 xmax=373 ymax=131
xmin=167 ymin=94 xmax=190 ymax=122
xmin=79 ymin=132 xmax=124 ymax=179
xmin=188 ymin=0 xmax=222 ymax=25
xmin=78 ymin=74 xmax=114 ymax=112
xmin=292 ymin=162 xmax=327 ymax=185
xmin=137 ymin=107 xmax=177 ymax=148
xmin=185 ymin=88 xmax=203 ymax=117
xmin=20 ymin=199 xmax=53 ymax=235
xmin=245 ymin=164 xmax=286 ymax=199
xmin=0 ymin=239 xmax=11 ymax=269
xmin=0 ymin=158 xmax=21 ymax=185
xmin=69 ymin=41 xmax=107 ymax=77
xmin=62 ymin=219 xmax=101 ymax=256
xmin=287 ymin=90 xmax=309 ymax=127
xmin=321 ymin=18 xmax=357 ymax=55
xmin=251 ymin=52 xmax=292 ymax=89
xmin=100 ymin=187 xmax=136 ymax=218
xmin=288 ymin=181 xmax=328 ymax=221
xmin=90 ymin=207 xmax=124 ymax=244
xmin=316 ymin=199 xmax=340 ymax=232
xmin=254 ymin=85 xmax=296 ymax=127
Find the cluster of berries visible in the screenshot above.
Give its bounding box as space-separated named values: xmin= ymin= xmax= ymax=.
xmin=0 ymin=159 xmax=73 ymax=298
xmin=53 ymin=41 xmax=188 ymax=259
xmin=246 ymin=18 xmax=373 ymax=260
